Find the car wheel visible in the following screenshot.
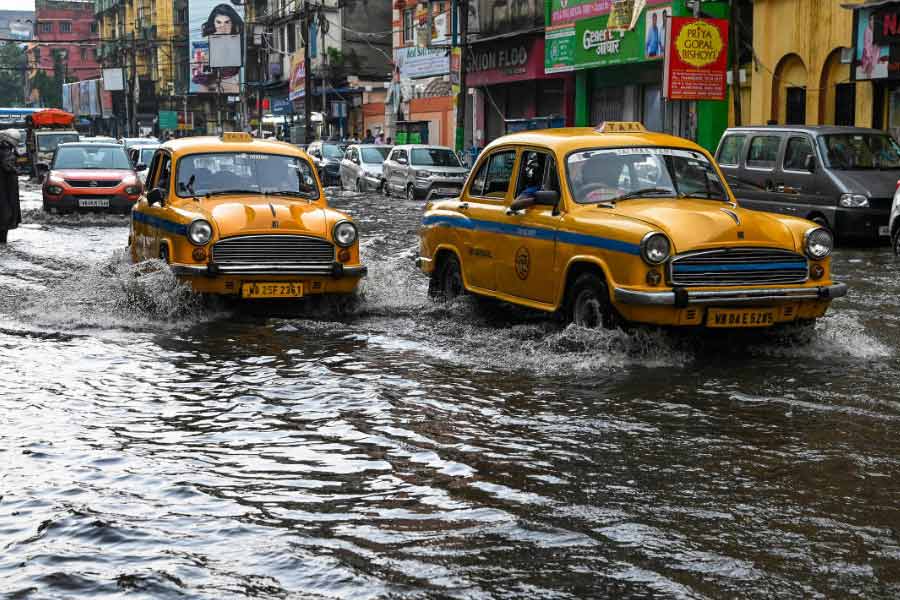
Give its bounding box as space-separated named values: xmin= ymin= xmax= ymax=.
xmin=383 ymin=181 xmax=391 ymax=197
xmin=356 ymin=178 xmax=364 ymax=193
xmin=893 ymin=228 xmax=900 ymax=256
xmin=159 ymin=244 xmax=170 ymax=263
xmin=569 ymin=273 xmax=614 ymax=329
xmin=406 ymin=184 xmax=415 ymax=202
xmin=429 ymin=254 xmax=464 ymax=301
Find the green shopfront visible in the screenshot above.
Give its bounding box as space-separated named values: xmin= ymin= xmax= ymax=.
xmin=545 ymin=0 xmax=730 ymax=153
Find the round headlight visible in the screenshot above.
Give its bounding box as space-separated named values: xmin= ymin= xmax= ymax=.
xmin=188 ymin=219 xmax=213 ymax=246
xmin=640 ymin=232 xmax=671 ymax=265
xmin=333 ymin=220 xmax=358 ymax=247
xmin=804 ymin=227 xmax=833 ymax=260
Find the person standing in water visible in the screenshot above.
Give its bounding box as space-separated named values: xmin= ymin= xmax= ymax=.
xmin=0 ymin=129 xmax=22 ymax=245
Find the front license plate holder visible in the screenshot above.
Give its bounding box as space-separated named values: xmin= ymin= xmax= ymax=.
xmin=879 ymin=225 xmax=890 ymax=237
xmin=241 ymin=282 xmax=304 ymax=299
xmin=436 ymin=188 xmax=459 ymax=195
xmin=78 ymin=198 xmax=110 ymax=208
xmin=707 ymin=307 xmax=777 ymax=328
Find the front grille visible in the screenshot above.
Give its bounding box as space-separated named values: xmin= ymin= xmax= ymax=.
xmin=212 ymin=235 xmax=335 ymax=268
xmin=669 ymin=247 xmax=808 ymax=287
xmin=65 ymin=179 xmax=121 ymax=188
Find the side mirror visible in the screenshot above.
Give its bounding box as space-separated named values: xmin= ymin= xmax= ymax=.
xmin=534 ymin=190 xmax=560 ymax=206
xmin=398 ymin=157 xmax=408 ymax=165
xmin=147 ymin=188 xmax=165 ymax=206
xmin=804 ymin=154 xmax=816 ymax=172
xmin=134 ymin=163 xmax=147 ymax=171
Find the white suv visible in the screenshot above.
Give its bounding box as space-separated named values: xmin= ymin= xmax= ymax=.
xmin=382 ymin=144 xmax=468 ymax=201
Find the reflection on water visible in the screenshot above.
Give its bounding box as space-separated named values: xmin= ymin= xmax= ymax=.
xmin=1 ymin=182 xmax=900 ymax=598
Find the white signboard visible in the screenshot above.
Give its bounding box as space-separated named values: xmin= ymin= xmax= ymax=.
xmin=102 ymin=68 xmax=125 ymax=91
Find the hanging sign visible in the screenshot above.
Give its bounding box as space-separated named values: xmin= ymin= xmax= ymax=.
xmin=663 ymin=17 xmax=729 ymax=100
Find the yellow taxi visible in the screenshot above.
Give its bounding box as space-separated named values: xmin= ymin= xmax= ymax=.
xmin=417 ymin=123 xmax=847 ymax=329
xmin=130 ymin=133 xmax=366 ymax=298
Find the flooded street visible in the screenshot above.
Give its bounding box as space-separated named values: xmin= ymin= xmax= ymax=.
xmin=2 ymin=177 xmax=899 ymax=599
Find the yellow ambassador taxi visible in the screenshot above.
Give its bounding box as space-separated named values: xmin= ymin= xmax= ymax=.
xmin=130 ymin=133 xmax=366 ymax=298
xmin=417 ymin=123 xmax=847 ymax=329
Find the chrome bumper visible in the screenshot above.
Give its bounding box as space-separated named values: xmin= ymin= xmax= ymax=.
xmin=614 ymin=282 xmax=848 ymax=306
xmin=170 ymin=262 xmax=367 ymax=278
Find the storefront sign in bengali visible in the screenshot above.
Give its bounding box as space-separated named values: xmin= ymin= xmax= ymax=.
xmin=663 ymin=17 xmax=728 ymax=100
xmin=546 ymin=6 xmax=667 ymax=74
xmin=548 ymin=0 xmax=668 ymax=27
xmin=468 ymin=38 xmax=552 ymax=86
xmin=394 ymin=46 xmax=450 ymax=79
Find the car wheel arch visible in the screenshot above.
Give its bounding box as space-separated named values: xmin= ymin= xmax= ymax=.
xmin=158 ymin=239 xmax=173 ymax=262
xmin=432 ymin=245 xmax=469 ymax=286
xmin=558 ymin=257 xmax=615 ymax=312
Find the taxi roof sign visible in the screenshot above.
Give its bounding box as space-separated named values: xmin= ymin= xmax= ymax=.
xmin=222 ymin=132 xmax=253 ymax=143
xmin=596 ymin=122 xmax=647 ymax=134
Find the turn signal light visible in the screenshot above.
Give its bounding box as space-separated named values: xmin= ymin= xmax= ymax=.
xmin=810 ymin=263 xmax=824 ymax=280
xmin=337 ymin=248 xmax=351 ymax=262
xmin=192 ymin=247 xmax=207 ymax=262
xmin=646 ymin=269 xmax=662 ymax=286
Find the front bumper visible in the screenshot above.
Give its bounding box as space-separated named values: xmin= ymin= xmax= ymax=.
xmin=614 ymin=282 xmax=848 ymax=306
xmin=834 ymin=207 xmax=890 ymax=240
xmin=415 ymin=178 xmax=464 ymax=201
xmin=45 ymin=193 xmax=138 ymax=213
xmin=168 ymin=261 xmax=367 ymax=296
xmin=170 ymin=262 xmax=368 ymax=278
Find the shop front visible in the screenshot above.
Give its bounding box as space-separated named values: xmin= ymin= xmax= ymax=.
xmin=467 ymin=35 xmax=574 ymax=147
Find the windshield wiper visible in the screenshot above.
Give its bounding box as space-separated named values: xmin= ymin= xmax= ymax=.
xmin=264 ymin=190 xmax=316 ymax=199
xmin=205 ymin=189 xmax=260 ymax=197
xmin=609 ymin=187 xmax=676 ymax=202
xmin=677 ymin=191 xmax=727 ymax=201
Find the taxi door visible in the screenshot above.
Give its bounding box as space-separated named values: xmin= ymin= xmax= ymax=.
xmin=459 ymin=148 xmax=518 ymax=291
xmin=136 ymin=151 xmax=173 ymax=260
xmin=495 ymin=149 xmax=561 ymax=304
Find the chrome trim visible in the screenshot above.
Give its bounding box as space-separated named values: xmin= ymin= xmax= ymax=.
xmin=170 ymin=262 xmax=367 ymax=278
xmin=614 ymin=283 xmax=847 ymax=306
xmin=720 ymin=208 xmax=741 ymax=225
xmin=803 ymin=226 xmax=834 ymax=259
xmin=669 ymin=247 xmax=809 ymax=287
xmin=640 ymin=231 xmax=671 ymax=265
xmin=415 ymin=256 xmax=433 ymax=269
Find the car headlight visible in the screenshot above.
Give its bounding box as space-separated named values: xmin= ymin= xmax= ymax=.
xmin=124 ymin=185 xmax=141 ymax=195
xmin=804 ymin=227 xmax=833 ymax=260
xmin=188 ymin=219 xmax=213 ymax=245
xmin=416 ymin=169 xmax=432 ymax=178
xmin=839 ymin=193 xmax=869 ymax=208
xmin=46 ymin=184 xmax=63 ymax=195
xmin=640 ymin=232 xmax=671 ymax=265
xmin=333 ymin=220 xmax=358 ymax=247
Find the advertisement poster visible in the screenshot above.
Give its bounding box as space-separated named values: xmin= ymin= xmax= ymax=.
xmin=288 ymin=54 xmax=305 ymax=101
xmin=189 ymin=0 xmax=245 ymax=94
xmin=394 ymin=46 xmax=450 ymax=79
xmin=855 ymin=7 xmax=891 ymax=80
xmin=663 ymin=17 xmax=729 ymax=100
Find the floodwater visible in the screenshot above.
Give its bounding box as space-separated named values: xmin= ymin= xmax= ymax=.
xmin=1 ymin=178 xmax=899 ymax=599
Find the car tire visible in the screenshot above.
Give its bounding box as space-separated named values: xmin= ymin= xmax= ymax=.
xmin=159 ymin=244 xmax=170 ymax=264
xmin=406 ymin=184 xmax=415 ymax=202
xmin=383 ymin=181 xmax=391 ymax=197
xmin=356 ymin=178 xmax=364 ymax=193
xmin=429 ymin=253 xmax=464 ymax=301
xmin=893 ymin=228 xmax=900 ymax=256
xmin=568 ymin=272 xmax=615 ymax=329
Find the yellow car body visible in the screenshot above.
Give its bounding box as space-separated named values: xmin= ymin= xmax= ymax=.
xmin=130 ymin=133 xmax=365 ymax=298
xmin=417 ymin=125 xmax=847 ymax=329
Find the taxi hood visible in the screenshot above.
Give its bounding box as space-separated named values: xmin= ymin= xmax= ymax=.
xmin=204 ymin=197 xmax=328 ymax=237
xmin=609 ymin=199 xmax=798 ymax=252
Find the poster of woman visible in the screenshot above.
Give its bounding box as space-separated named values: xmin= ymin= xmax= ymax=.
xmin=189 ymin=1 xmax=245 ymax=94
xmin=856 ymin=8 xmax=888 ymax=80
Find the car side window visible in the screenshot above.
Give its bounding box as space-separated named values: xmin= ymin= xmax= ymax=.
xmin=718 ymin=134 xmax=746 ymax=166
xmin=746 ymin=136 xmax=780 ymax=170
xmin=397 ymin=149 xmax=408 ymax=163
xmin=469 ymin=150 xmax=516 ymax=199
xmin=783 ymin=136 xmax=814 ymax=171
xmin=146 ymin=153 xmax=162 ymax=189
xmin=154 ymin=153 xmax=172 ymax=193
xmin=514 ymin=150 xmax=550 ymax=197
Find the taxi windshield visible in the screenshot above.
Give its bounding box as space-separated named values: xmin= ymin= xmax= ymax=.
xmin=566 ymin=147 xmax=727 ymax=204
xmin=817 ymin=134 xmax=900 ymax=170
xmin=175 ymin=152 xmax=319 ymax=199
xmin=52 ymin=145 xmax=131 ymax=169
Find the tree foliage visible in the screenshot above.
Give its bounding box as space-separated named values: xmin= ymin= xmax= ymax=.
xmin=0 ymin=42 xmax=27 ymax=106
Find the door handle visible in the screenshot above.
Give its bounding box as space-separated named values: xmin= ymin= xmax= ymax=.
xmin=458 ymin=202 xmax=469 ymax=210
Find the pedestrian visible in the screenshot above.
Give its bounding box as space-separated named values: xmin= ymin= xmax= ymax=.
xmin=363 ymin=128 xmax=375 ymax=144
xmin=0 ymin=129 xmax=22 ymax=245
xmin=374 ymin=130 xmax=385 ymax=144
xmin=386 ymin=136 xmax=392 ymax=146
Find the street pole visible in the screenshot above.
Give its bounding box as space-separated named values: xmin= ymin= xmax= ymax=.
xmin=320 ymin=11 xmax=327 ymax=137
xmin=454 ymin=0 xmax=467 ymax=153
xmin=303 ymin=1 xmax=313 ymax=143
xmin=730 ymin=0 xmax=742 ymax=127
xmin=130 ymin=33 xmax=137 ymax=136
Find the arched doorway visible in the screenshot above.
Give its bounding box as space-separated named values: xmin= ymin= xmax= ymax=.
xmin=772 ymin=54 xmax=808 ymax=124
xmin=819 ymin=48 xmax=854 ymax=126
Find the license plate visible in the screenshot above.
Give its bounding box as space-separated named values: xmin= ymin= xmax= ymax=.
xmin=707 ymin=308 xmax=776 ymax=328
xmin=78 ymin=198 xmax=109 ymax=208
xmin=879 ymin=225 xmax=890 ymax=237
xmin=436 ymin=188 xmax=459 ymax=195
xmin=241 ymin=282 xmax=304 ymax=299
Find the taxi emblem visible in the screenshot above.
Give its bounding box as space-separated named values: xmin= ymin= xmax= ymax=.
xmin=515 ymin=246 xmax=530 ymax=280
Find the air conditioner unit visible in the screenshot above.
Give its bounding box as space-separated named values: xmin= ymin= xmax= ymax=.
xmin=840 ymin=47 xmax=854 ymax=64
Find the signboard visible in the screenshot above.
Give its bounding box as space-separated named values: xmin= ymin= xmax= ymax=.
xmin=159 ymin=110 xmax=178 ymax=130
xmin=189 ymin=0 xmax=245 ymax=93
xmin=467 ymin=38 xmax=553 ymax=87
xmin=663 ymin=17 xmax=728 ymax=100
xmin=271 ymin=97 xmax=293 ymax=115
xmin=288 ymin=54 xmax=305 ymax=100
xmin=63 ymin=80 xmax=102 ymax=116
xmin=545 ymin=5 xmax=670 ymax=74
xmin=209 ymin=33 xmax=243 ymax=68
xmin=102 ymin=68 xmax=125 ymax=92
xmin=177 ymin=111 xmax=195 ymax=131
xmin=549 ymin=0 xmax=668 ymax=27
xmin=394 ymin=46 xmax=450 ymax=79
xmin=855 ymin=6 xmax=893 ymax=80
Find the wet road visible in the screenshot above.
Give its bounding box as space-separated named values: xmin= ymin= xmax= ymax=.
xmin=1 ymin=178 xmax=899 ymax=599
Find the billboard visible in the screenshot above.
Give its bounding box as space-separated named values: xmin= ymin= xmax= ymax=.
xmin=394 ymin=46 xmax=450 ymax=79
xmin=663 ymin=17 xmax=729 ymax=100
xmin=288 ymin=54 xmax=305 ymax=101
xmin=189 ymin=0 xmax=245 ymax=94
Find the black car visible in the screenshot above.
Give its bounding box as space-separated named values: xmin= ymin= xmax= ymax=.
xmin=306 ymin=140 xmax=348 ymax=186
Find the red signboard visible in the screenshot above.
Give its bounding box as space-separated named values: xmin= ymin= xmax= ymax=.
xmin=663 ymin=17 xmax=729 ymax=101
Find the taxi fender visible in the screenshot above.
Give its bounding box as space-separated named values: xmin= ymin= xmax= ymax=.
xmin=557 ymin=255 xmax=616 ymax=308
xmin=430 ymin=243 xmax=465 ymax=277
xmin=159 ymin=237 xmax=173 ymax=261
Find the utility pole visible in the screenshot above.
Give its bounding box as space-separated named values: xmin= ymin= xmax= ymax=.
xmin=303 ymin=1 xmax=313 ymax=143
xmin=130 ymin=33 xmax=137 ymax=136
xmin=729 ymin=0 xmax=742 ymax=127
xmin=454 ymin=0 xmax=467 ymax=153
xmin=320 ymin=8 xmax=327 ymax=134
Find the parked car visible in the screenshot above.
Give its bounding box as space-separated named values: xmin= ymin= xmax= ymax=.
xmin=383 ymin=144 xmax=468 ymax=201
xmin=715 ymin=126 xmax=900 ymax=243
xmin=418 ymin=122 xmax=846 ymax=330
xmin=128 ymin=143 xmax=159 ymax=184
xmin=306 ymin=140 xmax=348 ymax=186
xmin=340 ymin=144 xmax=391 ymax=192
xmin=130 ymin=132 xmax=366 ymax=298
xmin=40 ymin=142 xmax=143 ymax=213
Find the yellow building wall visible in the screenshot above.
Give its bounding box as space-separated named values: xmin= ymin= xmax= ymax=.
xmin=750 ymin=0 xmax=866 ymax=126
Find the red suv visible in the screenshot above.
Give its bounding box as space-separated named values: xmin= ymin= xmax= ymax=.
xmin=42 ymin=142 xmax=143 ymax=214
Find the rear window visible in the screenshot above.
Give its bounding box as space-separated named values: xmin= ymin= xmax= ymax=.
xmin=718 ymin=134 xmax=745 ymax=166
xmin=747 ymin=136 xmax=780 ymax=169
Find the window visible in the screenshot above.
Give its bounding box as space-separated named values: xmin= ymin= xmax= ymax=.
xmin=747 ymin=136 xmax=780 ymax=169
xmin=60 ymin=22 xmax=71 ymax=33
xmin=39 ymin=22 xmax=52 ymax=33
xmin=91 ymin=23 xmax=99 ymax=33
xmin=515 ymin=150 xmax=549 ymax=197
xmin=80 ymin=47 xmax=87 ymax=61
xmin=469 ymin=150 xmax=516 ymax=199
xmin=403 ymin=9 xmax=414 ymax=44
xmin=287 ymin=22 xmax=296 ymax=54
xmin=175 ymin=152 xmax=319 ymax=199
xmin=718 ymin=135 xmax=745 ymax=166
xmin=177 ymin=7 xmax=188 ymax=24
xmin=784 ymin=137 xmax=815 ymax=171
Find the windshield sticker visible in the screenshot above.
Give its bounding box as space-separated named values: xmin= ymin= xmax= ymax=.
xmin=569 ymin=147 xmax=704 ymax=163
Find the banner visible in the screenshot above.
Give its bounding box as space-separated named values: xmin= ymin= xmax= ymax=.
xmin=394 ymin=46 xmax=450 ymax=79
xmin=288 ymin=54 xmax=305 ymax=100
xmin=189 ymin=0 xmax=245 ymax=94
xmin=663 ymin=17 xmax=729 ymax=100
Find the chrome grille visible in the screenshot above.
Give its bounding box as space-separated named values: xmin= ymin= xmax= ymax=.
xmin=212 ymin=235 xmax=335 ymax=271
xmin=64 ymin=179 xmax=121 ymax=188
xmin=669 ymin=248 xmax=808 ymax=287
